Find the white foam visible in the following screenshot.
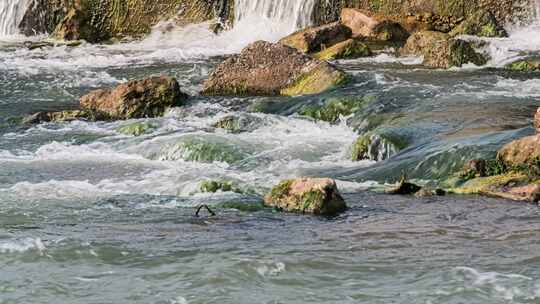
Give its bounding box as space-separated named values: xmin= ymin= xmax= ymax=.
xmin=0 ymin=0 xmax=30 ymax=38
xmin=0 ymin=237 xmax=46 ymax=254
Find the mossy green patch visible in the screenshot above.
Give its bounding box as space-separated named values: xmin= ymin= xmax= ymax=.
xmin=160 ymin=137 xmax=250 ymax=164
xmin=281 ymin=65 xmax=348 ymax=97
xmin=299 ymin=96 xmax=375 ymax=124
xmin=314 ymin=39 xmax=372 ymax=61
xmin=117 ymin=122 xmax=156 ymax=136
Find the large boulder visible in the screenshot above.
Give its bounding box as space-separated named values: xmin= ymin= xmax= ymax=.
xmin=264 ymin=178 xmax=347 ymax=215
xmin=449 ymin=10 xmax=507 ymax=37
xmin=313 ymin=39 xmax=372 ymax=60
xmin=497 ymin=134 xmax=540 ymax=167
xmin=54 ymin=7 xmax=107 ymax=42
xmin=402 ymin=30 xmax=487 ymax=68
xmin=202 ymin=41 xmax=347 ymax=97
xmin=279 ymin=22 xmax=352 ymax=53
xmin=80 ymin=77 xmax=188 ymax=120
xmin=340 ymin=8 xmax=409 ymax=42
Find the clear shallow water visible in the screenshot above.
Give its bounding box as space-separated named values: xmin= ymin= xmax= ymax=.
xmin=1 ymin=10 xmax=540 ymax=304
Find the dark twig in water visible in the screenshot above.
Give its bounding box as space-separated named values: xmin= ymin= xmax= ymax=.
xmin=195 ymin=204 xmax=216 ymax=217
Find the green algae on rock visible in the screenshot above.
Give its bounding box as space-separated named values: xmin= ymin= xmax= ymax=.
xmin=157 ymin=136 xmax=252 ymax=164
xmin=202 ymin=41 xmax=347 ymax=97
xmin=264 ymin=178 xmax=347 ymax=215
xmin=350 ymin=131 xmax=407 ymax=162
xmin=117 ymin=122 xmax=157 ymax=136
xmin=22 ymin=109 xmax=110 ymax=124
xmin=402 ymin=30 xmax=487 ymax=68
xmin=505 ymin=58 xmax=540 ymax=71
xmin=299 ymin=96 xmax=374 ymax=124
xmin=449 ymin=10 xmax=507 ymax=37
xmin=212 ymin=114 xmax=266 ymax=133
xmin=313 ymin=39 xmax=372 ymax=60
xmin=200 ymin=180 xmax=242 ymax=194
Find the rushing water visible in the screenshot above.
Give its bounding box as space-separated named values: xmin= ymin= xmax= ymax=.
xmin=1 ymin=1 xmax=540 ymax=304
xmin=0 ymin=0 xmax=30 ymax=37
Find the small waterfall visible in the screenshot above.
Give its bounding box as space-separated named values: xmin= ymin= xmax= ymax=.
xmin=234 ymin=0 xmax=316 ymax=33
xmin=0 ymin=0 xmax=30 ymax=37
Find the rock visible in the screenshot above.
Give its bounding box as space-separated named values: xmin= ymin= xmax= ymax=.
xmin=80 ymin=77 xmax=188 ymax=120
xmin=279 ymin=22 xmax=352 ymax=53
xmin=350 ymin=132 xmax=407 ymax=162
xmin=299 ymin=96 xmax=373 ymax=124
xmin=498 ymin=134 xmax=540 ymax=167
xmin=212 ymin=114 xmax=265 ymax=133
xmin=449 ymin=10 xmax=507 ymax=37
xmin=340 ymin=8 xmax=410 ymax=41
xmin=202 ymin=41 xmax=347 ymax=97
xmin=157 ymin=136 xmax=250 ymax=164
xmin=454 ymin=173 xmax=540 ymax=202
xmin=22 ymin=110 xmax=107 ymax=124
xmin=264 ymin=178 xmax=347 ymax=215
xmin=313 ymin=39 xmax=372 ymax=60
xmin=414 ymin=188 xmax=446 ymax=197
xmin=54 ymin=7 xmax=108 ymax=43
xmin=402 ymin=30 xmax=487 ymax=68
xmin=116 ymin=122 xmax=157 ymax=136
xmin=387 ymin=176 xmax=422 ymax=195
xmin=505 ymin=58 xmax=540 ymax=71
xmin=535 ymin=108 xmax=540 ymax=133
xmin=200 ymin=180 xmax=242 ymax=193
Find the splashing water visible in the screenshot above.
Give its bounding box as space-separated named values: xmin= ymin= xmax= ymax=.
xmin=0 ymin=0 xmax=30 ymax=37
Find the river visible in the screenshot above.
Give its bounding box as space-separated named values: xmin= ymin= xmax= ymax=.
xmin=0 ymin=0 xmax=539 ymax=303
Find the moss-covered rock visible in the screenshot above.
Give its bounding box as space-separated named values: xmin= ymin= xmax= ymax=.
xmin=116 ymin=122 xmax=156 ymax=136
xmin=202 ymin=41 xmax=347 ymax=97
xmin=22 ymin=109 xmax=108 ymax=124
xmin=158 ymin=137 xmax=250 ymax=163
xmin=279 ymin=22 xmax=352 ymax=53
xmin=386 ymin=176 xmax=422 ymax=195
xmin=449 ymin=10 xmax=507 ymax=37
xmin=401 ymin=30 xmax=487 ymax=68
xmin=535 ymin=107 xmax=540 ymax=133
xmin=264 ymin=178 xmax=347 ymax=215
xmin=314 ymin=39 xmax=372 ymax=60
xmin=505 ymin=59 xmax=540 ymax=71
xmin=350 ymin=132 xmax=407 ymax=161
xmin=453 ymin=173 xmax=540 ymax=202
xmin=80 ymin=76 xmax=188 ymax=120
xmin=299 ymin=96 xmax=373 ymax=124
xmin=212 ymin=114 xmax=265 ymax=133
xmin=200 ymin=180 xmax=242 ymax=193
xmin=21 ymin=0 xmax=232 ymax=41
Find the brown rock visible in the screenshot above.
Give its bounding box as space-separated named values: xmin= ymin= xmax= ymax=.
xmin=340 ymin=8 xmax=409 ymax=42
xmin=535 ymin=107 xmax=540 ymax=133
xmin=264 ymin=178 xmax=347 ymax=215
xmin=279 ymin=22 xmax=352 ymax=53
xmin=401 ymin=30 xmax=487 ymax=68
xmin=498 ymin=134 xmax=540 ymax=167
xmin=80 ymin=77 xmax=188 ymax=120
xmin=201 ymin=41 xmax=347 ymax=97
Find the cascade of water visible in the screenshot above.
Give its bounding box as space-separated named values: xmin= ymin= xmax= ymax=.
xmin=0 ymin=0 xmax=30 ymax=37
xmin=234 ymin=0 xmax=316 ymax=33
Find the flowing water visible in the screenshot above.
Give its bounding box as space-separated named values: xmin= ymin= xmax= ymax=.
xmin=1 ymin=1 xmax=540 ymax=303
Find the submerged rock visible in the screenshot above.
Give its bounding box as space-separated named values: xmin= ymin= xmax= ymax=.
xmin=387 ymin=176 xmax=422 ymax=195
xmin=212 ymin=114 xmax=265 ymax=133
xmin=497 ymin=134 xmax=540 ymax=167
xmin=279 ymin=22 xmax=352 ymax=53
xmin=264 ymin=178 xmax=347 ymax=215
xmin=350 ymin=132 xmax=406 ymax=162
xmin=116 ymin=122 xmax=157 ymax=136
xmin=200 ymin=180 xmax=242 ymax=194
xmin=202 ymin=41 xmax=347 ymax=97
xmin=402 ymin=30 xmax=487 ymax=68
xmin=158 ymin=136 xmax=250 ymax=164
xmin=340 ymin=8 xmax=409 ymax=42
xmin=313 ymin=39 xmax=372 ymax=60
xmin=80 ymin=77 xmax=188 ymax=120
xmin=22 ymin=110 xmax=107 ymax=124
xmin=449 ymin=10 xmax=507 ymax=38
xmin=299 ymin=95 xmax=373 ymax=124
